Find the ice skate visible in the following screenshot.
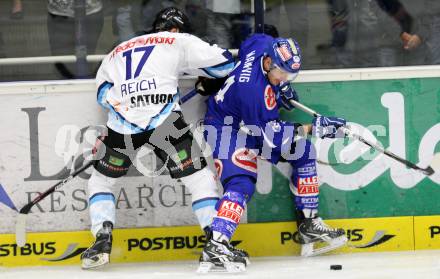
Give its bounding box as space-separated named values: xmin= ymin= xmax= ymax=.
xmin=298 ymin=216 xmax=347 ymax=257
xmin=201 ymin=227 xmax=250 ymax=266
xmin=197 ymin=236 xmax=248 ymax=273
xmin=230 ymin=244 xmax=250 ymax=266
xmin=81 ymin=221 xmax=113 ymax=269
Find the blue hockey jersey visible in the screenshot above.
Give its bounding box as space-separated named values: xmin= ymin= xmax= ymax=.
xmin=205 ymin=33 xmax=280 ymax=133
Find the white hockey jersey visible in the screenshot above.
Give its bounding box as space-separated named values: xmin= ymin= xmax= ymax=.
xmin=96 ymin=31 xmax=234 ymax=134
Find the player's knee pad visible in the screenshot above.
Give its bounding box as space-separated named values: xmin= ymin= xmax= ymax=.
xmin=222 ymin=175 xmax=256 ymax=203
xmin=93 ymin=143 xmax=131 ymax=178
xmin=156 ymin=130 xmax=207 ymax=179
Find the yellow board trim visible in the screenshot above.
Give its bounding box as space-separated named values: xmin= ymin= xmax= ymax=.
xmin=414 ymin=215 xmax=440 ymax=250
xmin=0 ymin=215 xmax=435 ymax=267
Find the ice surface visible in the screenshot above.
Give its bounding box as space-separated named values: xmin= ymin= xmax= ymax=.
xmin=1 ymin=250 xmax=440 ymax=279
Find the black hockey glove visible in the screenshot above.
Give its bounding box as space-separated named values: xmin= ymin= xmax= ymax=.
xmin=195 ymin=76 xmax=228 ymax=96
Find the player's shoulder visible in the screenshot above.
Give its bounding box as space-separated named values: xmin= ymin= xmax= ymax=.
xmin=158 ymin=31 xmax=203 ymax=42
xmin=157 ymin=32 xmax=217 ymax=51
xmin=239 ymin=33 xmax=274 ymax=58
xmin=108 ymin=32 xmax=186 ymax=58
xmin=234 ymin=54 xmax=266 ymax=87
xmin=245 ymin=33 xmax=274 ymax=45
xmin=234 ymin=73 xmax=266 ymax=98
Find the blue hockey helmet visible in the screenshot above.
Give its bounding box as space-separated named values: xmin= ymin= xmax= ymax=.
xmin=266 ymin=37 xmax=302 ymax=81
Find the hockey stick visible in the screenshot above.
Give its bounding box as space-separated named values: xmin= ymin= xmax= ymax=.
xmin=15 ymin=87 xmax=197 ymax=247
xmin=180 ymin=88 xmax=198 ymax=104
xmin=316 ymin=159 xmax=340 ymax=166
xmin=15 ymin=160 xmax=94 ymax=247
xmin=289 ymin=99 xmax=439 ymax=176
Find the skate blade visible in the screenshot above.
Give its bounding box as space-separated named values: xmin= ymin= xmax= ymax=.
xmin=301 ymin=235 xmax=348 ymax=257
xmin=81 ymin=253 xmax=110 ymax=270
xmin=197 ymin=261 xmax=246 ymax=273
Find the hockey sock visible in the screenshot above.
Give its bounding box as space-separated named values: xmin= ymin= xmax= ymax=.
xmin=211 ymin=191 xmax=247 ymax=242
xmin=88 ymin=169 xmax=117 ymax=236
xmin=180 ymin=167 xmax=219 ymax=230
xmin=292 ymin=161 xmax=319 ymax=218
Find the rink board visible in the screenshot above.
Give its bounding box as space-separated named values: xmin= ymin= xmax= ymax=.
xmin=1 ymin=73 xmax=440 ymax=235
xmin=1 ymin=215 xmax=439 ymax=267
xmin=0 ymin=68 xmax=439 ymax=268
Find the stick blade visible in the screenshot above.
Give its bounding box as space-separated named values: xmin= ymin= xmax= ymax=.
xmin=16 ymin=213 xmax=27 ymax=247
xmin=430 ymin=153 xmax=440 ymax=174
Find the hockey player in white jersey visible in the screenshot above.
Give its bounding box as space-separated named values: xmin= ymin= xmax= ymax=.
xmin=81 ymin=7 xmax=237 ymax=269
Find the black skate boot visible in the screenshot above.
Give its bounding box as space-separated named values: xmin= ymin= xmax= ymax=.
xmin=81 ymin=221 xmax=113 ymax=269
xmin=297 ymin=215 xmax=347 ymax=257
xmin=229 ymin=244 xmax=250 ymax=265
xmin=198 ymin=230 xmax=248 ymax=273
xmin=201 ymin=227 xmax=250 ymax=265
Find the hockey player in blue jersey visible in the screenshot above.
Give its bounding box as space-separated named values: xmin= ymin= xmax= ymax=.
xmin=198 ymin=33 xmax=348 ymax=272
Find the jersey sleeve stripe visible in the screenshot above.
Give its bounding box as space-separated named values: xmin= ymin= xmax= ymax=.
xmin=201 ymin=61 xmax=235 ymax=78
xmin=97 ymin=81 xmax=147 ymax=134
xmin=221 ymin=50 xmax=233 ymax=60
xmin=96 ymin=81 xmax=114 ymax=109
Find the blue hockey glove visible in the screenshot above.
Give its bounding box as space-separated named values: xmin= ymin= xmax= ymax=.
xmin=312 ymin=116 xmax=347 ymax=139
xmin=276 ymin=83 xmax=299 ymax=111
